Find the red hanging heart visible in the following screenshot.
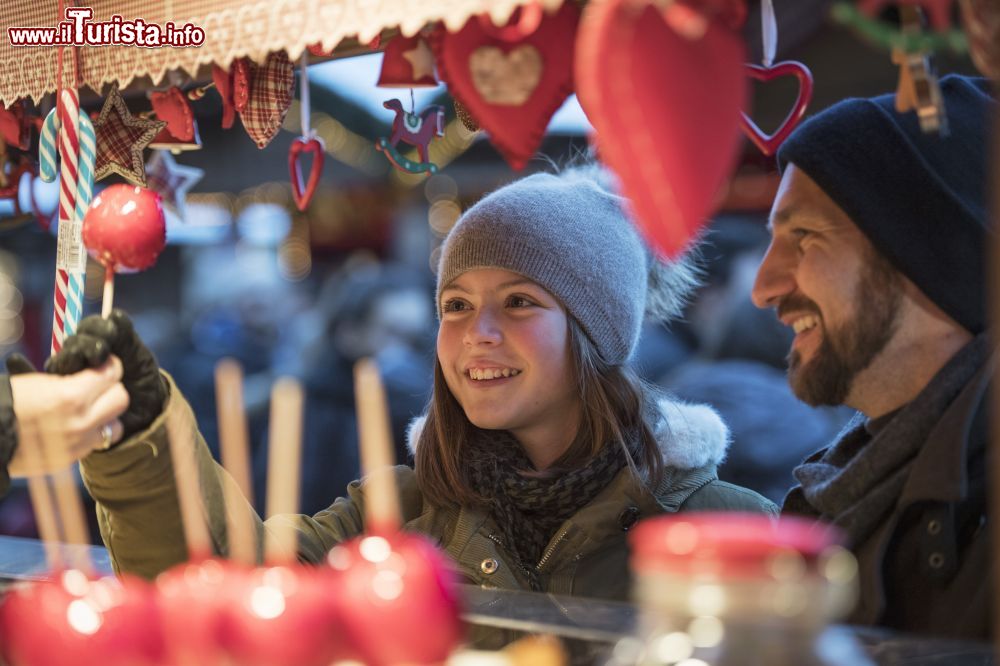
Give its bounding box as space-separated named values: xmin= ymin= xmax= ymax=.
xmin=432 ymin=2 xmax=579 ymax=171
xmin=0 ymin=101 xmax=31 ymax=150
xmin=738 ymin=61 xmax=814 ymax=157
xmin=212 ymin=64 xmax=237 ymax=129
xmin=232 ymin=58 xmax=252 ymax=113
xmin=576 ymin=0 xmax=747 ymax=258
xmin=289 ymin=136 xmax=325 ymax=211
xmin=150 ymin=87 xmax=195 ymax=142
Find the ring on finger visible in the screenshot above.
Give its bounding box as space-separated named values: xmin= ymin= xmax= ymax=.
xmin=99 ymin=424 xmax=114 ymax=450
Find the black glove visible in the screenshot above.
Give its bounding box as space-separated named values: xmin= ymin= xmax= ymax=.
xmin=5 ymin=353 xmax=37 ymax=376
xmin=47 ymin=310 xmax=167 ymax=439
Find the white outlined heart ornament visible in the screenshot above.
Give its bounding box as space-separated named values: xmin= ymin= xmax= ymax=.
xmin=576 ymin=0 xmax=748 ymax=258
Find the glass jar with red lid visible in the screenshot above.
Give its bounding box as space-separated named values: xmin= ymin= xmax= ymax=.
xmin=623 ymin=513 xmax=871 ymax=666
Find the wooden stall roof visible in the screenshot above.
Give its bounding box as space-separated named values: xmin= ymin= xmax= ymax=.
xmin=0 ymin=0 xmax=563 ymax=105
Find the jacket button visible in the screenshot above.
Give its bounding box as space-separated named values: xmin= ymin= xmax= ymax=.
xmin=618 ymin=506 xmax=641 ymax=531
xmin=928 ymin=552 xmax=945 ymax=569
xmin=480 ymin=558 xmax=499 ymax=575
xmin=926 ymin=520 xmax=942 ymax=535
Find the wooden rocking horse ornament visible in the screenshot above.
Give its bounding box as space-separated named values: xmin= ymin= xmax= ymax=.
xmin=377 ymin=99 xmax=446 ymax=174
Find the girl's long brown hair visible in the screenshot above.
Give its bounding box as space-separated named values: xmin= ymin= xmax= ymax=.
xmin=414 ymin=317 xmax=665 ymax=507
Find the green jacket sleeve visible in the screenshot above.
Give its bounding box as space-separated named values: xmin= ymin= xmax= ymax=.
xmin=80 ymin=372 xmax=425 ymax=579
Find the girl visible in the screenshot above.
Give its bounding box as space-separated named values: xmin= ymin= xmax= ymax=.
xmin=40 ymin=166 xmax=775 ymax=597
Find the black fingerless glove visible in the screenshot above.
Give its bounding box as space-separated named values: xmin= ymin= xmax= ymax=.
xmin=0 ymin=354 xmax=36 ymax=496
xmin=47 ymin=310 xmax=167 ymax=439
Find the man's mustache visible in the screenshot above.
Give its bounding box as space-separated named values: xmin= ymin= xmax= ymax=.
xmin=776 ymin=295 xmax=822 ymax=321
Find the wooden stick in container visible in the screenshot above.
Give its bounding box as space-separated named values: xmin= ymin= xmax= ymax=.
xmin=353 ymin=358 xmax=401 ymax=534
xmin=214 ymin=359 xmax=256 ymax=564
xmin=25 ymin=474 xmax=63 ymax=570
xmin=165 ymin=404 xmax=212 ymax=561
xmin=263 ymin=377 xmax=304 ymax=563
xmin=49 ymin=466 xmax=92 ymax=573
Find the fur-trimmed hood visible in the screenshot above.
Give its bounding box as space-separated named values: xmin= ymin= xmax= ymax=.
xmin=406 ymin=398 xmax=730 ymax=471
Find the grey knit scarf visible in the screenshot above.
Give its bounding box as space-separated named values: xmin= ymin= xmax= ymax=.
xmin=783 ymin=333 xmax=991 ymax=547
xmin=464 ymin=429 xmax=627 ymax=589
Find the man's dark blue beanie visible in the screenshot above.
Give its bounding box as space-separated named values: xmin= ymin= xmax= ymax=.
xmin=778 ymin=75 xmax=995 ymax=333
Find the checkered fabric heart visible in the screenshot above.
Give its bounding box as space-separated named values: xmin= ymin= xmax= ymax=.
xmin=240 ymin=51 xmax=294 ymax=149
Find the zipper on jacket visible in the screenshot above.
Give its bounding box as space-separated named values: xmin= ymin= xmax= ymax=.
xmin=486 ymin=532 xmax=535 ymax=580
xmin=535 ymin=527 xmax=570 ymax=573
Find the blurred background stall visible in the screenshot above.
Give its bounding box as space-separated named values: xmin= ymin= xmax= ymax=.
xmin=0 ymin=0 xmax=984 ymax=538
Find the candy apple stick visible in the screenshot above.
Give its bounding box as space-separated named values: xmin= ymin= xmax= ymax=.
xmin=165 ymin=404 xmax=213 ymax=560
xmin=214 ymin=359 xmax=256 ymax=564
xmin=25 ymin=474 xmax=63 ymax=570
xmin=353 ymin=358 xmax=401 ymax=534
xmin=101 ymin=267 xmax=114 ymax=318
xmin=264 ymin=378 xmax=304 ymax=563
xmin=49 ymin=466 xmax=92 ymax=572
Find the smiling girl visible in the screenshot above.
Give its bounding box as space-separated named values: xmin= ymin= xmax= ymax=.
xmin=36 ymin=165 xmax=775 ymax=600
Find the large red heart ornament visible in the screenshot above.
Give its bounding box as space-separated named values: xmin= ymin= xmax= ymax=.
xmin=738 ymin=61 xmax=814 ymax=157
xmin=576 ymin=0 xmax=748 ymax=258
xmin=289 ymin=136 xmax=325 ymax=211
xmin=432 ymin=2 xmax=580 ymax=170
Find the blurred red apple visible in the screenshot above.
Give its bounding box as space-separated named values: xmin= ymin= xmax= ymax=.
xmin=328 ymin=532 xmax=463 ymax=666
xmin=221 ymin=564 xmax=350 ymax=666
xmin=0 ymin=569 xmax=165 ymax=666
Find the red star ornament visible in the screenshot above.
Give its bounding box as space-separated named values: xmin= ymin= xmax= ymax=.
xmin=94 ymin=84 xmax=166 ymax=187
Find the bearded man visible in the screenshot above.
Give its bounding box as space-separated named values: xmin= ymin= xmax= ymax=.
xmin=751 ymin=75 xmax=996 ymax=639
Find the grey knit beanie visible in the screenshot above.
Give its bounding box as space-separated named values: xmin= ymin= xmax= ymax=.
xmin=436 ymin=168 xmax=696 ymax=365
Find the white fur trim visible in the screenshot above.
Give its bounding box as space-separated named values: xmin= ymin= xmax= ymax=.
xmin=405 ymin=398 xmax=729 ymax=471
xmin=654 ymin=399 xmax=730 ymax=470
xmin=406 ymin=415 xmax=427 ymax=457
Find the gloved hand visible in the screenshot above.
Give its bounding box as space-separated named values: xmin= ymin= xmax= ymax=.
xmin=47 ymin=310 xmax=167 ymax=439
xmin=5 ymin=353 xmax=37 ymax=376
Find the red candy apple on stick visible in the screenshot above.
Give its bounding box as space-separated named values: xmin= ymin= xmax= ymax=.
xmin=0 ymin=426 xmax=165 ymax=666
xmin=82 ymin=184 xmax=166 ymax=318
xmin=157 ymin=402 xmax=241 ymax=666
xmin=326 ymin=359 xmax=463 ymax=666
xmin=221 ymin=376 xmax=348 ymax=666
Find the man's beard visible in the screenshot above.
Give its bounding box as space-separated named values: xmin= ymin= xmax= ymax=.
xmin=785 ymin=254 xmax=904 ymax=406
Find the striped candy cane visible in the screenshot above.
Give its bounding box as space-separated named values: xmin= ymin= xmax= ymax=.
xmin=39 ymin=108 xmax=60 ymax=183
xmin=49 ymin=89 xmax=89 ymax=354
xmin=65 ymin=112 xmax=95 ymax=338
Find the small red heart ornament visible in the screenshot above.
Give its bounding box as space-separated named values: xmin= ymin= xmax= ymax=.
xmin=432 ymin=2 xmax=580 ymax=170
xmin=576 ymin=0 xmax=748 ymax=258
xmin=739 ymin=61 xmax=814 ymax=157
xmin=289 ymin=136 xmax=325 ymax=211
